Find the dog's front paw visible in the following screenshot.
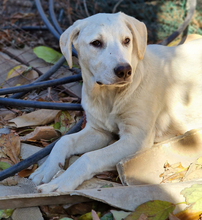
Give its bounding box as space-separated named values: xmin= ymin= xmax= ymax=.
xmin=36 ymin=175 xmax=76 ymax=193
xmin=29 ymin=156 xmax=64 ymax=185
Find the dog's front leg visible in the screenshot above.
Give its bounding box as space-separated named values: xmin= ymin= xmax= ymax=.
xmin=29 ymin=125 xmax=113 ymax=186
xmin=36 ymin=133 xmax=146 ymax=193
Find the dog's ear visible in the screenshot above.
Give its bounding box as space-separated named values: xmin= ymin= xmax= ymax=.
xmin=121 ymin=13 xmax=147 ymax=60
xmin=60 ymin=20 xmax=83 ymax=68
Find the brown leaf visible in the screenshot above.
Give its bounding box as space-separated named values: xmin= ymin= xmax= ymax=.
xmin=10 ymin=12 xmax=35 ymax=23
xmin=95 ymin=171 xmax=120 ymax=182
xmin=0 ymin=131 xmax=20 ymax=165
xmin=39 ymin=205 xmax=66 ymax=219
xmin=20 ymin=126 xmax=60 ymax=142
xmin=18 ymin=164 xmax=38 ymax=178
xmin=59 ymin=96 xmax=79 ymax=103
xmin=11 ymin=12 xmax=35 ymax=19
xmin=175 ymin=210 xmax=202 ymax=220
xmin=138 ymin=213 xmax=148 ymax=220
xmin=81 ymin=112 xmax=87 ymax=129
xmin=169 ymin=213 xmax=181 ymax=220
xmin=65 ymin=202 xmax=94 ymax=215
xmin=3 ymin=112 xmax=16 ymax=121
xmin=9 ymin=109 xmax=60 ymax=128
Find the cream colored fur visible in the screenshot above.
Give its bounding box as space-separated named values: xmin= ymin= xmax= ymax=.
xmin=29 ymin=12 xmax=202 ymax=192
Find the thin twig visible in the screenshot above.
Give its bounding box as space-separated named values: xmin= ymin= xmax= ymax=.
xmin=83 ymin=0 xmax=90 ymax=17
xmin=67 ymin=0 xmax=73 ymax=25
xmin=112 ymin=0 xmax=123 ymax=13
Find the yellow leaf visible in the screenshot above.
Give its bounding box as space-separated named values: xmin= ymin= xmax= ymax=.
xmin=175 ymin=210 xmax=202 ymax=220
xmin=6 ymin=65 xmax=23 ymax=80
xmin=196 ymin=156 xmax=202 ymax=165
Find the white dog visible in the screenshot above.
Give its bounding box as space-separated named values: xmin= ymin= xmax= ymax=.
xmin=29 ymin=12 xmax=202 ymax=192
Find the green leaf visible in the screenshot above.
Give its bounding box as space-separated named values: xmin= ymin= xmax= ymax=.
xmin=53 ymin=121 xmax=61 ymax=130
xmin=59 ymin=218 xmax=73 ymax=220
xmin=125 ymin=200 xmax=175 ymax=220
xmin=110 ymin=210 xmax=131 ymax=220
xmin=100 ymin=212 xmax=113 ymax=220
xmin=53 ymin=111 xmax=74 ymax=135
xmin=0 ymin=209 xmax=14 ymax=218
xmin=33 ymin=46 xmax=63 ymax=64
xmin=101 ymin=183 xmax=113 ymax=188
xmin=0 ymin=162 xmax=12 ymax=170
xmin=181 ymin=184 xmax=202 ymax=211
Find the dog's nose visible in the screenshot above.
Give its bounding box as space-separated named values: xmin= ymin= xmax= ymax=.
xmin=114 ymin=64 xmax=132 ymax=79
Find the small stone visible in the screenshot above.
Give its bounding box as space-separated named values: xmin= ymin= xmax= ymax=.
xmin=12 ymin=207 xmax=43 ymax=220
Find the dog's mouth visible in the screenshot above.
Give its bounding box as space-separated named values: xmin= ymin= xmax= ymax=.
xmin=96 ymin=81 xmax=130 ymax=87
xmin=96 ymin=81 xmax=103 ymax=85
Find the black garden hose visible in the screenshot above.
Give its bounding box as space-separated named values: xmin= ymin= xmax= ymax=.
xmin=35 ymin=0 xmax=60 ymax=40
xmin=34 ymin=0 xmax=78 ymax=57
xmin=49 ymin=0 xmax=63 ymax=34
xmin=0 ymin=117 xmax=83 ymax=181
xmin=0 ymin=73 xmax=82 ymax=96
xmin=9 ymin=56 xmax=67 ymax=99
xmin=0 ymin=97 xmax=83 ymax=111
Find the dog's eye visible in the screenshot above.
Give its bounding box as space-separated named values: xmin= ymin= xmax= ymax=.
xmin=123 ymin=38 xmax=130 ymax=45
xmin=90 ymin=40 xmax=102 ymax=48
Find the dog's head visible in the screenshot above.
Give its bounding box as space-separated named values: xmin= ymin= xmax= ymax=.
xmin=60 ymin=12 xmax=147 ymax=86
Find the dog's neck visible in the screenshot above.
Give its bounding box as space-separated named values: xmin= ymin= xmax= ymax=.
xmin=81 ymin=61 xmax=145 ymax=116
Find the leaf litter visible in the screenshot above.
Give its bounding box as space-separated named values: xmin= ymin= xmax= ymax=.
xmin=160 ymin=156 xmax=202 ymax=184
xmin=0 ymin=130 xmax=20 ymax=167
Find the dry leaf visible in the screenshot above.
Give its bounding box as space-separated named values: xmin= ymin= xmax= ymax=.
xmin=138 ymin=213 xmax=148 ymax=220
xmin=10 ymin=12 xmax=35 ymax=23
xmin=5 ymin=65 xmax=38 ymax=87
xmin=65 ymin=202 xmax=94 ymax=216
xmin=20 ymin=126 xmax=60 ymax=142
xmin=95 ymin=171 xmax=119 ymax=182
xmin=18 ymin=164 xmax=38 ymax=177
xmin=160 ymin=162 xmax=188 ymax=183
xmin=0 ymin=131 xmax=20 ymax=165
xmin=4 ymin=112 xmax=16 ymax=121
xmin=175 ymin=210 xmax=202 ymax=220
xmin=9 ymin=109 xmax=60 ymax=128
xmin=59 ymin=97 xmax=79 ymax=102
xmin=183 ymin=157 xmax=202 ymax=181
xmin=81 ymin=113 xmax=87 ymax=129
xmin=169 ymin=213 xmax=180 ymax=220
